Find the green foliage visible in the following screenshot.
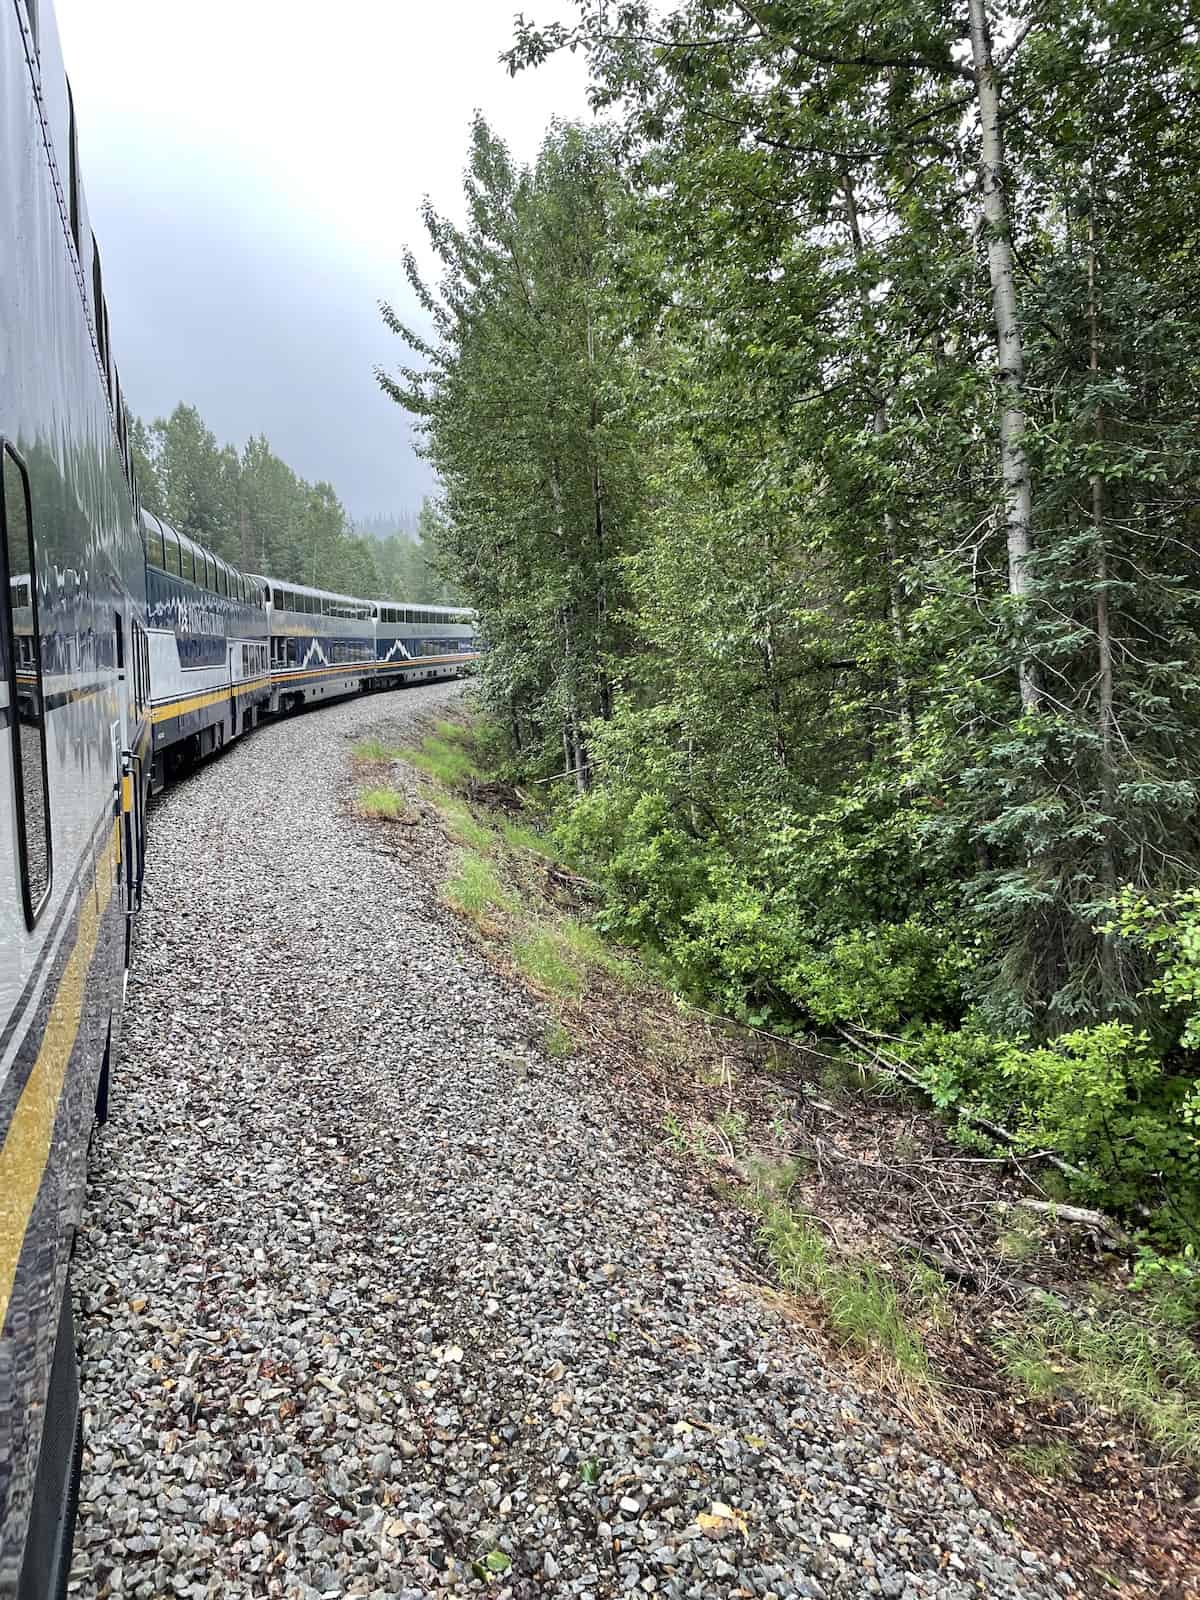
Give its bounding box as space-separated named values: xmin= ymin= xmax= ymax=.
xmin=903 ymin=1023 xmax=1199 ymax=1225
xmin=393 ymin=3 xmax=1200 ymax=1255
xmin=444 ymin=855 xmax=513 ymax=919
xmin=135 ymin=402 xmax=392 ymax=596
xmin=998 ymin=1298 xmax=1200 ymax=1463
xmin=513 ymin=929 xmax=585 ymax=1000
xmin=1110 ymin=889 xmax=1200 ymax=1050
xmin=357 ymin=787 xmax=406 ymax=820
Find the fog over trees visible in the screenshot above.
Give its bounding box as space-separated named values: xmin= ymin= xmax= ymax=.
xmin=132 ymin=403 xmax=460 ymax=602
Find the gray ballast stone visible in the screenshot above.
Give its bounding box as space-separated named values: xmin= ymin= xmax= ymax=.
xmin=68 ymin=682 xmax=1068 ymax=1598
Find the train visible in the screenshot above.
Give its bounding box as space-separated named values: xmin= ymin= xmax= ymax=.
xmin=0 ymin=4 xmax=475 ymax=1594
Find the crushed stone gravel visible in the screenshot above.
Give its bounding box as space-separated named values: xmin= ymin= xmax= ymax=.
xmin=67 ymin=683 xmax=1076 ymax=1600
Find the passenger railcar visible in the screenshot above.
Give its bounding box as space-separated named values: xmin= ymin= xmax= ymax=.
xmin=259 ymin=578 xmax=377 ymax=713
xmin=369 ymin=601 xmax=477 ymax=688
xmin=0 ymin=3 xmax=150 ymax=1597
xmin=142 ymin=512 xmax=269 ymax=791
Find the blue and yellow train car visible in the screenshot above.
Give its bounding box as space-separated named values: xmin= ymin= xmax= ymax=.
xmin=369 ymin=601 xmax=478 ymax=687
xmin=0 ymin=2 xmax=149 ymax=1594
xmin=141 ymin=512 xmax=269 ymax=791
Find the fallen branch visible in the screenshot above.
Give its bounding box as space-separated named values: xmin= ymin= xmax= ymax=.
xmin=1007 ymin=1198 xmax=1130 ymax=1244
xmin=894 ymin=1234 xmax=980 ymax=1291
xmin=836 ymin=1026 xmax=1091 ymax=1189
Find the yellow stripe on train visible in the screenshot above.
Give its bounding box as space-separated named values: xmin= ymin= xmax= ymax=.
xmin=0 ymin=826 xmax=119 ymax=1327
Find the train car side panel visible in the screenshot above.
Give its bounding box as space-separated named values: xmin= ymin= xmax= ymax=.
xmin=0 ymin=4 xmax=144 ymax=1594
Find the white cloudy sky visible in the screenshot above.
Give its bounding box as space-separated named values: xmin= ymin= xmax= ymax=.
xmin=54 ymin=1 xmax=591 ymax=519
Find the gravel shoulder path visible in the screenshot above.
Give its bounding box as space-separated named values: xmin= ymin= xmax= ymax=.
xmin=68 ymin=684 xmax=1073 ymax=1600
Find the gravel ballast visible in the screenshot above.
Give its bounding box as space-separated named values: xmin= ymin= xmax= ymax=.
xmin=68 ymin=683 xmax=1074 ymax=1599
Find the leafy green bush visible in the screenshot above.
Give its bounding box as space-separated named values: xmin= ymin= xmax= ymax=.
xmin=669 ymin=890 xmax=964 ymax=1035
xmin=904 ymin=1022 xmax=1199 ymax=1228
xmin=1110 ymin=888 xmax=1200 ymax=1049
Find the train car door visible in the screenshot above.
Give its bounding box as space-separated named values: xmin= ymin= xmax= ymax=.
xmin=113 ymin=611 xmax=144 ymax=922
xmin=227 ymin=638 xmax=238 ymax=739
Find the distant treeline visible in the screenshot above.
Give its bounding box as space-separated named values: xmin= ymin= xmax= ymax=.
xmin=131 ymin=403 xmax=460 ymax=602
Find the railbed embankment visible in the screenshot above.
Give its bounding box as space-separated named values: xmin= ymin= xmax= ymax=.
xmin=70 ymin=682 xmax=1068 ymax=1600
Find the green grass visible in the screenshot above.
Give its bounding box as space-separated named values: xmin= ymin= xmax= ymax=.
xmin=714 ymin=1109 xmax=749 ymax=1153
xmin=827 ymin=1265 xmax=930 ymax=1380
xmin=998 ymin=1300 xmax=1200 ymax=1461
xmin=437 ymin=798 xmax=496 ymax=852
xmin=906 ymin=1259 xmax=952 ymax=1327
xmin=435 ymin=719 xmax=473 ymax=744
xmin=544 ymin=1021 xmax=577 ymax=1059
xmin=1010 ymin=1440 xmax=1079 ymax=1480
xmin=996 ymin=1219 xmax=1041 ymax=1263
xmin=352 ymin=737 xmax=400 ymax=761
xmin=358 ymin=787 xmax=406 ymax=819
xmin=756 ymin=1201 xmax=934 ymax=1379
xmin=744 ymin=1155 xmax=807 ymax=1207
xmin=498 ymin=817 xmax=557 ymax=858
xmin=513 ymin=929 xmax=585 ymax=999
xmin=558 ymin=918 xmax=637 ymax=983
xmin=398 ymin=735 xmax=477 ymax=787
xmin=662 ymin=1111 xmax=713 ymax=1162
xmin=758 ymin=1203 xmax=830 ymax=1296
xmin=444 ymin=853 xmax=513 ymax=918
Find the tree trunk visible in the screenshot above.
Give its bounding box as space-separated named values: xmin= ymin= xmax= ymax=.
xmin=587 ymin=308 xmax=613 ymax=723
xmin=1088 ymin=192 xmax=1118 ymax=991
xmin=839 ymin=163 xmax=913 ymax=745
xmin=549 ymin=462 xmax=591 ymax=792
xmin=967 ymin=0 xmax=1038 ymax=713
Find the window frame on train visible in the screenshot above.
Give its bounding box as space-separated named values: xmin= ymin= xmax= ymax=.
xmin=0 ymin=442 xmax=54 ymax=928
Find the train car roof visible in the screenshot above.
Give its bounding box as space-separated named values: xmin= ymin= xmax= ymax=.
xmin=141 ymin=507 xmax=242 ymax=579
xmin=370 ymin=598 xmax=475 ymax=617
xmin=251 ymin=573 xmax=372 ymax=610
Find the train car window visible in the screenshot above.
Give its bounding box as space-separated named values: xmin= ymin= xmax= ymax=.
xmin=2 ymin=445 xmax=53 ymax=925
xmin=146 ymin=521 xmax=165 ymax=569
xmin=91 ymin=242 xmax=106 ymax=370
xmin=67 ymin=82 xmax=80 ymax=252
xmin=130 ymin=620 xmax=147 ymax=714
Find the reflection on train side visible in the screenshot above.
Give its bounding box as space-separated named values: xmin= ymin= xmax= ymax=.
xmin=4 ymin=447 xmax=52 ymax=919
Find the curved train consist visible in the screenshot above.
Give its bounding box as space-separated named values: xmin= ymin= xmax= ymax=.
xmin=0 ymin=4 xmax=474 ymax=1593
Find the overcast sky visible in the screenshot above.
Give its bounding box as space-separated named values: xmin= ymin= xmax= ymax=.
xmin=54 ymin=1 xmax=591 ymax=521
